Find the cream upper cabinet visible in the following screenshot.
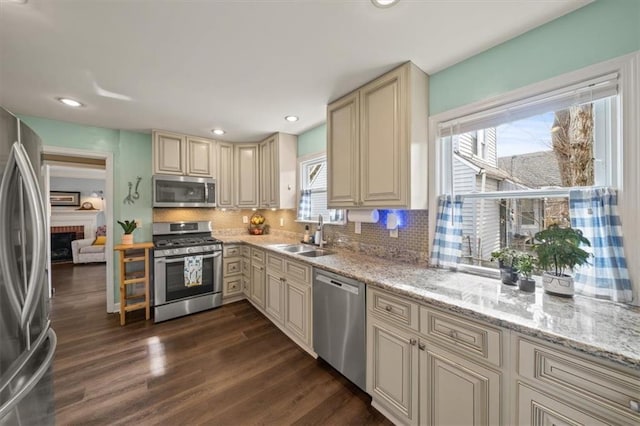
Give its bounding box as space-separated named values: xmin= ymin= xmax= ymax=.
xmin=217 ymin=142 xmax=235 ymax=208
xmin=235 ymin=143 xmax=259 ymax=208
xmin=259 ymin=132 xmax=297 ymax=209
xmin=327 ymin=62 xmax=429 ymax=209
xmin=327 ymin=92 xmax=359 ymax=207
xmin=153 ymin=130 xmax=186 ymax=175
xmin=152 ymin=130 xmax=216 ymax=178
xmin=186 ymin=136 xmax=216 ymax=177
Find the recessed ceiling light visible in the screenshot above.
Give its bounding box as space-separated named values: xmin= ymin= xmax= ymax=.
xmin=57 ymin=97 xmax=83 ymax=107
xmin=371 ymin=0 xmax=399 ymax=8
xmin=212 ymin=129 xmax=225 ymax=136
xmin=284 ymin=115 xmax=299 ymax=122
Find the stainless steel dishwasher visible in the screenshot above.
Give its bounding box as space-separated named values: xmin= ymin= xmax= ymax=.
xmin=313 ymin=269 xmax=366 ymax=391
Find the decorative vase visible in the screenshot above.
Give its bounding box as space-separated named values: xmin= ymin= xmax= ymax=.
xmin=122 ymin=234 xmax=134 ymax=245
xmin=518 ymin=277 xmax=536 ymax=293
xmin=542 ymin=272 xmax=574 ymax=297
xmin=500 ymin=267 xmax=518 ymax=286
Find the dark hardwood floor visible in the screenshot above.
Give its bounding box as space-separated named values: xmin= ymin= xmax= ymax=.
xmin=50 ymin=263 xmax=390 ymax=425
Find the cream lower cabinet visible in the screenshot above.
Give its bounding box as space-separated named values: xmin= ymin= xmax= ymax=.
xmin=222 ymin=245 xmax=244 ymax=303
xmin=367 ymin=288 xmax=502 ymax=426
xmin=265 ymin=272 xmax=285 ymax=324
xmin=284 ymin=279 xmax=311 ymax=347
xmin=368 ymin=317 xmax=419 ymax=425
xmin=420 ymin=343 xmax=501 ymax=426
xmin=249 ymin=249 xmax=265 ymax=309
xmin=264 ymin=252 xmax=313 ymax=354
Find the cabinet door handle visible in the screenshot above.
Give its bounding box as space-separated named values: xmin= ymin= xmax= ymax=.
xmin=385 ymin=305 xmax=393 ymax=312
xmin=409 ymin=338 xmax=417 ymax=346
xmin=418 ymin=342 xmax=426 ymax=351
xmin=630 ymin=400 xmax=640 ymax=412
xmin=448 ymin=330 xmax=458 ymax=340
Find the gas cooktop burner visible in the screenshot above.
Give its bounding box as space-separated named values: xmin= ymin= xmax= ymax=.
xmin=154 ymin=236 xmax=220 ymax=248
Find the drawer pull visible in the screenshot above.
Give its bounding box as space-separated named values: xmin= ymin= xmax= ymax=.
xmin=630 ymin=400 xmax=640 ymax=412
xmin=449 ymin=330 xmax=458 ymax=340
xmin=385 ymin=305 xmax=393 ymax=312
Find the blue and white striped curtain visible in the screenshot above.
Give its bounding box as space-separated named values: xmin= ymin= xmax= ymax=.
xmin=569 ymin=188 xmax=632 ymax=303
xmin=430 ymin=195 xmax=463 ymax=268
xmin=297 ymin=190 xmax=312 ymax=221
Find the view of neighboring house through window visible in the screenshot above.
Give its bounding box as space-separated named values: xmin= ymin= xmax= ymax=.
xmin=440 ymin=73 xmax=618 ymax=269
xmin=297 ymin=154 xmax=345 ymax=223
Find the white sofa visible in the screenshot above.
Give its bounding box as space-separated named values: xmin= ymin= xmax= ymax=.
xmin=71 ymin=238 xmax=106 ymax=264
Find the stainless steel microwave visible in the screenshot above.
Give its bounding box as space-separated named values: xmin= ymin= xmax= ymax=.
xmin=153 ymin=175 xmax=216 ymax=208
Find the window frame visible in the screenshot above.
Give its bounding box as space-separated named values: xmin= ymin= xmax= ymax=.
xmin=296 ymin=152 xmax=346 ymax=225
xmin=427 ymin=52 xmax=640 ymax=301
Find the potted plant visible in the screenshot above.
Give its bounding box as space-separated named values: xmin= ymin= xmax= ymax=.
xmin=490 ymin=247 xmax=519 ymax=285
xmin=117 ymin=219 xmax=137 ymax=245
xmin=533 ymin=224 xmax=591 ymax=297
xmin=514 ymin=253 xmax=536 ymax=292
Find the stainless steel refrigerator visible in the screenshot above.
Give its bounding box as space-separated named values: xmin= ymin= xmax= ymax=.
xmin=0 ymin=107 xmax=56 ymax=425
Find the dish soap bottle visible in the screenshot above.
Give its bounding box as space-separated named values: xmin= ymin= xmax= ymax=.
xmin=303 ymin=225 xmax=310 ymax=243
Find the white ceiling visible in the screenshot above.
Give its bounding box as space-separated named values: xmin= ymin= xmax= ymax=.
xmin=0 ymin=0 xmax=588 ymax=142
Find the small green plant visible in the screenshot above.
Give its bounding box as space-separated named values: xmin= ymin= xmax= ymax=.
xmin=490 ymin=247 xmax=519 ymax=268
xmin=117 ymin=220 xmax=137 ymax=234
xmin=533 ymin=224 xmax=590 ymax=277
xmin=515 ymin=253 xmax=536 ymax=279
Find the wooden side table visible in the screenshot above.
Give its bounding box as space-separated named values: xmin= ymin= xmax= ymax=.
xmin=114 ymin=242 xmax=154 ymax=325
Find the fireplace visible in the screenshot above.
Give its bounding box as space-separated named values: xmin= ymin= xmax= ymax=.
xmin=51 ymin=226 xmax=84 ymax=264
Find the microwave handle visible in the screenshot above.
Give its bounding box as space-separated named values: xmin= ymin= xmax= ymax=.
xmin=156 ymin=252 xmax=221 ymax=264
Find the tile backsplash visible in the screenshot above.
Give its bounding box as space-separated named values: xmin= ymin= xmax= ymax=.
xmin=153 ymin=208 xmax=429 ymax=265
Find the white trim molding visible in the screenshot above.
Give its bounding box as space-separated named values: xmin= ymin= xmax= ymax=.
xmin=428 ymin=50 xmax=640 ymax=305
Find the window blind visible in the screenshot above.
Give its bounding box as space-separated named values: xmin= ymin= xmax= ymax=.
xmin=438 ymin=72 xmax=618 ymax=137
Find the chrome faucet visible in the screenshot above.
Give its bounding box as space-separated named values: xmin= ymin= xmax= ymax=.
xmin=318 ymin=214 xmax=325 ymax=249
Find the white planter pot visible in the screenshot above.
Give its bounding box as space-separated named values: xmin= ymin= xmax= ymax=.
xmin=121 ymin=234 xmax=134 ymax=245
xmin=542 ymin=272 xmax=574 ymax=297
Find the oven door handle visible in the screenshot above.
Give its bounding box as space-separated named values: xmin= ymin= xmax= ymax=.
xmin=155 ymin=252 xmax=221 ymax=264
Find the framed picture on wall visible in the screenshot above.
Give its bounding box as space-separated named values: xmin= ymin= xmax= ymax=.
xmin=50 ymin=191 xmax=81 ymax=207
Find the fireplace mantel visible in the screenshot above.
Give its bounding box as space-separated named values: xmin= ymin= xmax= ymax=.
xmin=50 ymin=210 xmax=101 ymax=238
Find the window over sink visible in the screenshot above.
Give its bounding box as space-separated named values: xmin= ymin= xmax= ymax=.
xmin=297 ymin=153 xmax=345 ymax=224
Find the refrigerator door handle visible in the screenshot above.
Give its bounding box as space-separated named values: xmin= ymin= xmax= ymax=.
xmin=0 ymin=142 xmax=24 ymax=320
xmin=0 ymin=320 xmax=50 ymax=395
xmin=0 ymin=329 xmax=57 ymax=420
xmin=13 ymin=143 xmax=47 ymax=330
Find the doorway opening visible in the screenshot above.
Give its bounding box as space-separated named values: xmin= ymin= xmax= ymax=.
xmin=42 ymin=146 xmax=115 ymax=313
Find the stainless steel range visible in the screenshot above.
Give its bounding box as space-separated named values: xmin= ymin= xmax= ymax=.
xmin=152 ymin=221 xmax=222 ymax=322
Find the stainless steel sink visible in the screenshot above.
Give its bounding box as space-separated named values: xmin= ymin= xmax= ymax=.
xmin=280 ymin=244 xmax=312 ymax=253
xmin=298 ymin=249 xmax=334 ymax=257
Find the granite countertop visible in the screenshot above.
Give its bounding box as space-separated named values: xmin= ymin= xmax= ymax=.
xmin=218 ymin=235 xmax=640 ymax=370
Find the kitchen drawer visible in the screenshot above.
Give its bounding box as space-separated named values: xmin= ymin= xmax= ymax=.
xmin=242 ymin=258 xmax=250 ymax=275
xmin=420 ymin=307 xmax=502 ymax=367
xmin=241 ymin=245 xmax=250 ymax=257
xmin=224 ymin=245 xmax=241 ymax=257
xmin=284 ymin=260 xmax=311 ymax=285
xmin=517 ymin=337 xmax=640 ymax=419
xmin=223 ymin=257 xmax=242 ymax=276
xmin=223 ymin=276 xmax=243 ymax=297
xmin=266 ymin=253 xmax=285 ymax=274
xmin=368 ymin=288 xmax=419 ymax=331
xmin=251 ymin=248 xmax=265 ymax=264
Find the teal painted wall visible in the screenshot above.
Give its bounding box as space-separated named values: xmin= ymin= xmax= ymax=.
xmin=19 ymin=115 xmax=152 ymax=304
xmin=297 ymin=124 xmax=326 ymax=157
xmin=429 ymin=0 xmax=640 ymax=114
